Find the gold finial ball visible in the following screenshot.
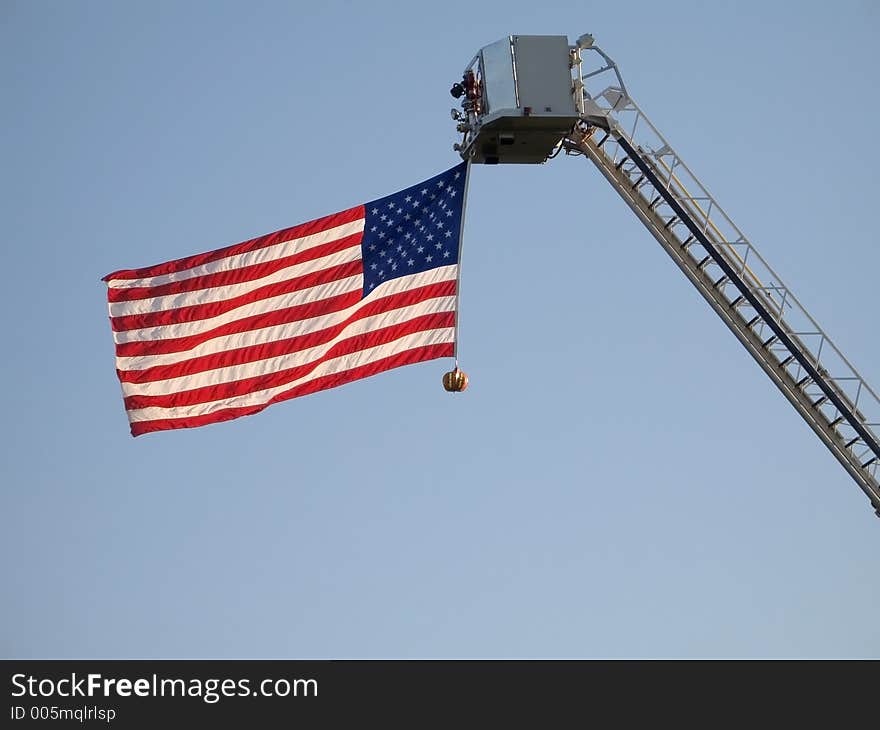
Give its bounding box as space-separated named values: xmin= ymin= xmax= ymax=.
xmin=442 ymin=368 xmax=469 ymax=392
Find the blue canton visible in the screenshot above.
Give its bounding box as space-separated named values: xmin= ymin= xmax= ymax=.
xmin=362 ymin=161 xmax=467 ymax=296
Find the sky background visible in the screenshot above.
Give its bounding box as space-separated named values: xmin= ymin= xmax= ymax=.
xmin=2 ymin=0 xmax=879 ymax=658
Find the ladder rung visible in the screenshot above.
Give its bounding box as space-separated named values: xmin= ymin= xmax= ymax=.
xmin=779 ymin=355 xmax=795 ymax=368
xmin=680 ymin=235 xmax=696 ymax=250
xmin=845 ymin=436 xmax=862 ymax=448
xmin=729 ymin=295 xmax=744 ymax=308
xmin=596 ymin=132 xmax=610 ymax=148
xmin=762 ymin=335 xmax=778 ymax=348
xmin=863 ymin=457 xmax=878 ymax=469
xmin=812 ymin=395 xmax=828 ymax=408
xmin=648 ymin=195 xmax=662 ymax=209
xmin=796 ymin=375 xmax=811 ymax=388
xmin=663 ymin=216 xmax=679 ymax=229
xmin=714 ymin=275 xmax=729 ymax=288
xmin=829 ymin=416 xmax=844 ymax=427
xmin=697 ymin=255 xmax=711 ymax=269
xmin=746 ymin=315 xmax=761 ymax=329
xmin=615 ymin=156 xmax=628 ymax=170
xmin=631 ymin=174 xmax=645 ymax=189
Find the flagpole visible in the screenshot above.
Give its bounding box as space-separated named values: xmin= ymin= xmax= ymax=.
xmin=453 ymin=159 xmax=472 ymax=369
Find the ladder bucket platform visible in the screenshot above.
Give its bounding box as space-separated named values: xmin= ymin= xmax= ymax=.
xmin=451 ymin=35 xmax=580 ymax=164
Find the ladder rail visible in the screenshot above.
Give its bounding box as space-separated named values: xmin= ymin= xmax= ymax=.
xmin=568 ymin=40 xmax=880 ymax=513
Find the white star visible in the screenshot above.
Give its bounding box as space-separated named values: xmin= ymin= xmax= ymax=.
xmin=369 ymin=243 xmax=376 ymax=250
xmin=417 ymin=245 xmax=424 ymax=253
xmin=391 ymin=262 xmax=398 ymax=271
xmin=437 ymin=180 xmax=444 ymax=187
xmin=388 ymin=201 xmax=395 ymax=208
xmin=379 ymin=270 xmax=384 ymax=277
xmin=408 ymin=259 xmax=415 ymax=266
xmin=421 ymin=188 xmax=428 ymax=195
xmin=443 ymin=250 xmax=451 ymax=258
xmin=370 ymin=262 xmax=377 ymax=270
xmin=449 ymin=190 xmax=457 ymax=197
xmin=454 ymin=171 xmax=460 ymax=179
xmin=435 ymin=242 xmax=442 ymax=249
xmin=444 ymin=230 xmax=452 ymax=238
xmin=430 ymin=193 xmax=436 ymax=200
xmin=397 ymin=244 xmax=403 ymax=252
xmin=427 ymin=233 xmax=434 ymax=241
xmin=386 ymin=219 xmax=393 ymax=226
xmin=396 ymin=226 xmax=403 ymax=233
xmin=371 ymin=207 xmax=378 ymax=214
xmin=426 ymin=254 xmax=433 ymax=262
xmin=404 ymin=213 xmax=411 ymax=221
xmin=370 ymin=225 xmax=377 ymax=232
xmin=404 ymin=232 xmax=411 ymax=240
xmin=446 ymin=210 xmax=453 ymax=217
xmin=378 ymin=231 xmax=385 ymax=239
xmin=405 ymin=195 xmax=412 ymax=203
xmin=380 ymin=213 xmax=387 ymax=221
xmin=379 ymin=249 xmax=386 ymax=257
xmin=437 ymin=221 xmax=444 ymax=229
xmin=413 ymin=201 xmax=419 ymax=208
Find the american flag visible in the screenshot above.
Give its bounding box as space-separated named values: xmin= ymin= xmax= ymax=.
xmin=104 ymin=162 xmax=469 ymax=436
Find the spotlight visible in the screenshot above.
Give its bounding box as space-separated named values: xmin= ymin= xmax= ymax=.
xmin=450 ymin=82 xmax=465 ymax=99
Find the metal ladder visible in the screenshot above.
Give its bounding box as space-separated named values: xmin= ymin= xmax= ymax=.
xmin=565 ymin=38 xmax=880 ymax=515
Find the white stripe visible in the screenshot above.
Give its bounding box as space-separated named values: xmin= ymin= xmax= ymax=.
xmin=109 ymin=244 xmax=361 ymax=317
xmin=113 ymin=264 xmax=458 ymax=345
xmin=127 ymin=327 xmax=455 ymax=422
xmin=113 ymin=274 xmax=364 ymax=344
xmin=107 ymin=218 xmax=365 ymax=289
xmin=121 ymin=296 xmax=456 ymax=397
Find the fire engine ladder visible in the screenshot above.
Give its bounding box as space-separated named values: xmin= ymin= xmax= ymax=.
xmin=564 ymin=37 xmax=880 ymax=515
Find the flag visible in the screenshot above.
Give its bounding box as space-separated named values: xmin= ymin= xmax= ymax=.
xmin=103 ymin=161 xmax=469 ymax=436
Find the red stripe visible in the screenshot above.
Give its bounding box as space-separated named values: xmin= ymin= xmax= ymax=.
xmin=108 ymin=233 xmax=362 ymax=303
xmin=123 ymin=311 xmax=455 ymax=410
xmin=103 ymin=206 xmax=364 ymax=282
xmin=119 ymin=281 xmax=458 ymax=384
xmin=114 ymin=280 xmax=455 ymax=358
xmin=111 ymin=259 xmax=362 ymax=332
xmin=129 ymin=342 xmax=454 ymax=436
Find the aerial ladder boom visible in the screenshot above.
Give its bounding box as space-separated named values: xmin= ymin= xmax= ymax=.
xmin=451 ymin=34 xmax=880 ymax=516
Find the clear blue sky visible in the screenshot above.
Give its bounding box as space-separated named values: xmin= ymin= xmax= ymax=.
xmin=2 ymin=0 xmax=878 ymax=658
